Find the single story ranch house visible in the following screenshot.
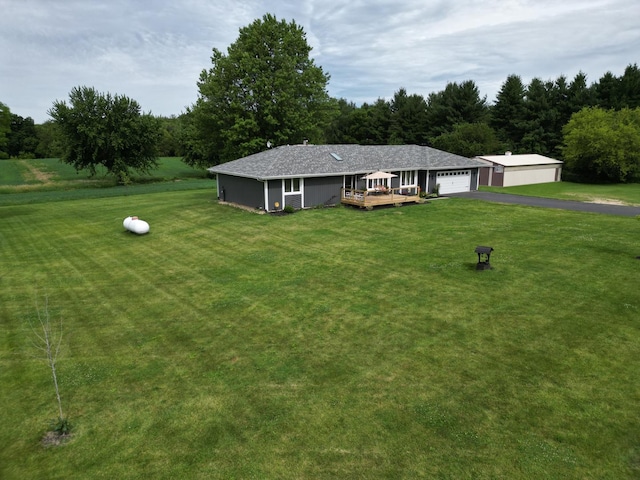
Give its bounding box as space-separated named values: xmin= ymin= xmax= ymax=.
xmin=476 ymin=153 xmax=563 ymax=187
xmin=208 ymin=143 xmax=488 ymax=212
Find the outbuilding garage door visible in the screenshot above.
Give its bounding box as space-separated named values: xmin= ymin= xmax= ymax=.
xmin=436 ymin=170 xmax=471 ymax=194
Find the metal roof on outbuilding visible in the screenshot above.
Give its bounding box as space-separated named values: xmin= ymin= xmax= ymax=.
xmin=208 ymin=144 xmax=488 ymax=180
xmin=476 ymin=154 xmax=563 ymax=167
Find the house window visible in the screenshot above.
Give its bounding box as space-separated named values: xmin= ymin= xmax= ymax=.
xmin=344 ymin=175 xmax=356 ymax=189
xmin=400 ymin=170 xmax=417 ymax=187
xmin=284 ymin=178 xmax=301 ymax=193
xmin=367 ymin=178 xmax=388 ymax=190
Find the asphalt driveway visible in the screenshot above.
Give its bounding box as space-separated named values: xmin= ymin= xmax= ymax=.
xmin=449 ymin=191 xmax=640 ymax=217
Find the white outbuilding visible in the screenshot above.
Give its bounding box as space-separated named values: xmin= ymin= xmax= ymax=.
xmin=476 ymin=153 xmax=563 ymax=187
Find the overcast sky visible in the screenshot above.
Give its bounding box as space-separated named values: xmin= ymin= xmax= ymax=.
xmin=1 ymin=0 xmax=638 ymax=123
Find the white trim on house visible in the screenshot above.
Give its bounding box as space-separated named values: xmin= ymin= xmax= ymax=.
xmin=399 ymin=170 xmax=418 ymax=187
xmin=263 ymin=181 xmax=269 ymax=210
xmin=344 ymin=175 xmax=357 ymax=190
xmin=282 ymin=177 xmax=304 ymax=208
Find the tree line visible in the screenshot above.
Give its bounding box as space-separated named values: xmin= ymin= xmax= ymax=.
xmin=0 ymin=104 xmax=183 ymax=161
xmin=325 ymin=66 xmax=640 ymax=155
xmin=1 ymin=14 xmax=639 ymax=183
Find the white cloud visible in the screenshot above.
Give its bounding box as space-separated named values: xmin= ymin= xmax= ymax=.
xmin=0 ymin=0 xmax=638 ymax=122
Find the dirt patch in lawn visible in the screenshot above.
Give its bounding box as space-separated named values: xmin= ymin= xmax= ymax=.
xmin=218 ymin=201 xmax=267 ymax=214
xmin=566 ymin=193 xmax=631 ymax=206
xmin=585 ymin=197 xmax=629 ymax=205
xmin=41 ymin=431 xmax=73 ymax=447
xmin=19 ymin=160 xmax=55 ymax=184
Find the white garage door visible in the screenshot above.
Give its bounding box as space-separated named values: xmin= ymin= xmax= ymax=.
xmin=436 ymin=170 xmax=471 ymax=194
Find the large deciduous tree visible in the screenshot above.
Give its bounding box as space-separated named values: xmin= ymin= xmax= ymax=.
xmin=49 ymin=86 xmax=160 ymax=184
xmin=183 ymin=13 xmax=333 ymax=167
xmin=562 ymin=107 xmax=640 ymax=183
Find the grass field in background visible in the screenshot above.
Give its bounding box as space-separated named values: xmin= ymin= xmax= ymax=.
xmin=0 ymin=158 xmax=211 ymax=206
xmin=1 ymin=187 xmax=639 ymax=479
xmin=481 ymin=182 xmax=640 ymax=206
xmin=0 ymin=157 xmax=206 ymax=195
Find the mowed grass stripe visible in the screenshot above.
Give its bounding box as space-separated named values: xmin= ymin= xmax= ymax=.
xmin=1 ymin=191 xmax=640 ymax=478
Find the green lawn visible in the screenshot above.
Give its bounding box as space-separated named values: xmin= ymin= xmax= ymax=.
xmin=0 ymin=159 xmax=36 ymax=185
xmin=481 ymin=182 xmax=640 ymax=206
xmin=1 ymin=188 xmax=640 ymax=479
xmin=0 ymin=157 xmax=206 ymax=194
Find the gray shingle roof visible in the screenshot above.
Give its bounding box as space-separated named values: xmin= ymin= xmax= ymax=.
xmin=208 ymin=144 xmax=488 ymax=180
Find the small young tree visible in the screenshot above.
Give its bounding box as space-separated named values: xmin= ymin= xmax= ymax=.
xmin=31 ymin=295 xmax=70 ymax=437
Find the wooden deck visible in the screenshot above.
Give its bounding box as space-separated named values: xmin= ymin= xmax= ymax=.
xmin=341 ymin=187 xmax=421 ymax=208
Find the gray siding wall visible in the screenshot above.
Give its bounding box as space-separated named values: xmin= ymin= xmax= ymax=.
xmin=428 ymin=171 xmax=438 ymax=193
xmin=218 ymin=174 xmax=264 ymax=209
xmin=304 ymin=176 xmax=343 ymax=207
xmin=418 ymin=171 xmax=428 ymax=193
xmin=267 ymin=180 xmax=281 ymax=211
xmin=285 ymin=195 xmax=302 ymax=209
xmin=470 ymin=169 xmax=478 ymax=191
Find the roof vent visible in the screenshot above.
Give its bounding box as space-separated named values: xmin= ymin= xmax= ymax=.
xmin=330 ymin=152 xmax=342 ymax=161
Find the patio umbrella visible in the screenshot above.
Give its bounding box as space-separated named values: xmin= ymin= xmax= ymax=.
xmin=361 ymin=171 xmax=397 ymax=180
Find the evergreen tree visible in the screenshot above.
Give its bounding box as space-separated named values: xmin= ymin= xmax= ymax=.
xmin=619 ymin=63 xmax=640 ymax=108
xmin=426 ymin=80 xmax=488 ymax=139
xmin=490 ymin=75 xmax=527 ymax=152
xmin=431 ymin=122 xmax=503 ymax=157
xmin=593 ymin=71 xmax=621 ymax=110
xmin=520 ymin=78 xmax=558 ymax=155
xmin=325 ymin=98 xmax=359 ymax=144
xmin=388 ymin=88 xmax=428 ymax=145
xmin=567 ymin=72 xmax=594 ymax=112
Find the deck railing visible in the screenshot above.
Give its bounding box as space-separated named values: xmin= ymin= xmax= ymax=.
xmin=341 ymin=186 xmax=421 ymax=208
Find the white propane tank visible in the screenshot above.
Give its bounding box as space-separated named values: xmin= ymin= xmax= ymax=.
xmin=123 ymin=216 xmax=150 ymax=235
